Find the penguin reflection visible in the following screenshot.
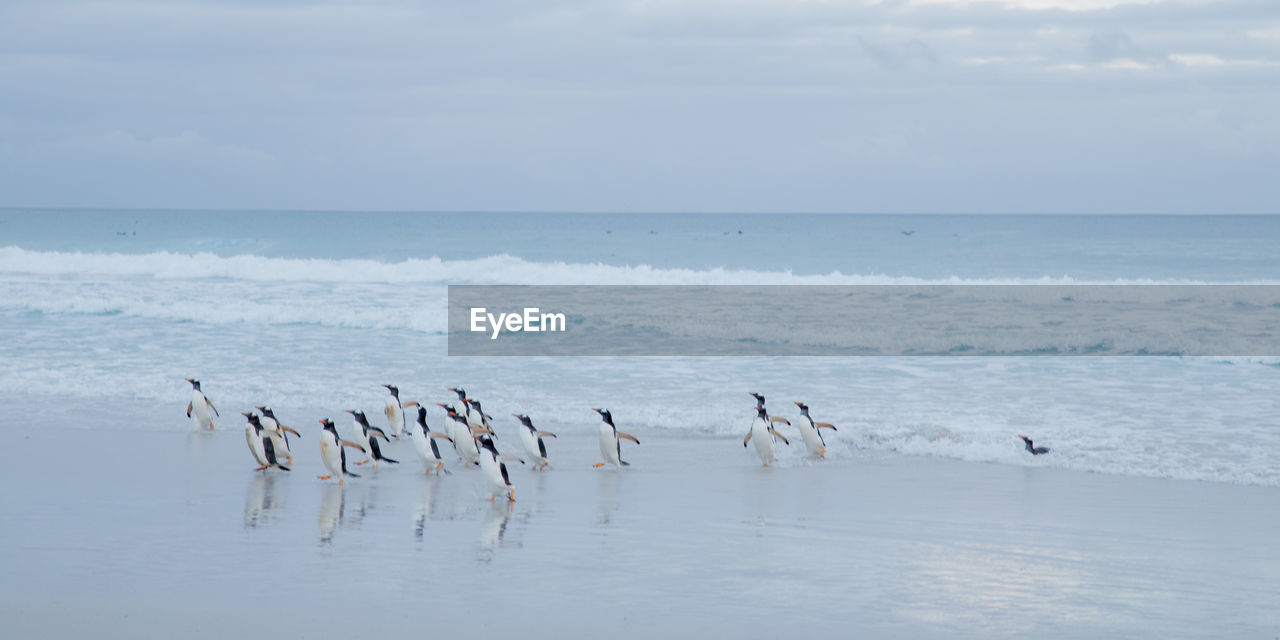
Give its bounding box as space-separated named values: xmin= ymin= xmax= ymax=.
xmin=413 ymin=477 xmax=443 ymax=541
xmin=243 ymin=472 xmax=282 ymax=529
xmin=477 ymin=500 xmax=514 ymax=562
xmin=318 ymin=483 xmax=345 ymax=545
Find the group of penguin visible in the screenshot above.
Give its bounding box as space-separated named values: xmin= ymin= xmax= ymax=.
xmin=186 ymin=378 xmax=1054 ymax=502
xmin=185 ymin=379 xmax=641 ymax=503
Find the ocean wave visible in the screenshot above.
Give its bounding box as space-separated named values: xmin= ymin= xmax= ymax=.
xmin=1 ymin=246 xmax=1268 ymax=286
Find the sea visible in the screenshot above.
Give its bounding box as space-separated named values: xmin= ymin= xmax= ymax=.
xmin=2 ymin=210 xmax=1278 ymax=486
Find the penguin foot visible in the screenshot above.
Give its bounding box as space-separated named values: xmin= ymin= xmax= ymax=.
xmin=508 ymin=491 xmax=515 ymax=502
xmin=487 ymin=495 xmax=495 ymax=503
xmin=254 ymin=465 xmax=268 ymax=471
xmin=819 ymin=449 xmax=826 ymax=459
xmin=318 ymin=474 xmax=332 ymax=480
xmin=592 ymin=463 xmax=605 ymax=468
xmin=354 ymin=460 xmax=367 ymax=466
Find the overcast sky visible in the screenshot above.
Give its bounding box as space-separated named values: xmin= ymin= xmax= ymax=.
xmin=1 ymin=0 xmax=1277 ymax=213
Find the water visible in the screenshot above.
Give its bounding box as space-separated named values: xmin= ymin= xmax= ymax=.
xmin=2 ymin=209 xmax=1278 ymax=486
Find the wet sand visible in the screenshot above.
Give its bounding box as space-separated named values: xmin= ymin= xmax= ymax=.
xmin=2 ymin=424 xmax=1277 ymax=639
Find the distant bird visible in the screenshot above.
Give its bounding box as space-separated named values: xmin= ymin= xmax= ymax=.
xmin=243 ymin=412 xmax=289 ymax=472
xmin=513 ymin=413 xmax=556 ymax=470
xmin=793 ymin=401 xmax=837 ymax=458
xmin=346 ymin=410 xmax=398 ymax=468
xmin=383 ymin=384 xmax=405 ymax=438
xmin=317 ymin=418 xmax=364 ymax=484
xmin=185 ymin=378 xmax=219 ymax=430
xmin=901 ymin=230 xmax=915 ymax=236
xmin=591 ymin=408 xmax=639 ymax=469
xmin=257 ymin=406 xmax=300 ymax=465
xmin=403 ymin=401 xmax=452 ymax=476
xmin=1018 ymin=435 xmax=1050 ymax=455
xmin=743 ymin=405 xmax=789 ymax=466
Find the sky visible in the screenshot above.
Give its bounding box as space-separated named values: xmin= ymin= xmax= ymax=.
xmin=0 ymin=0 xmax=1277 ymax=213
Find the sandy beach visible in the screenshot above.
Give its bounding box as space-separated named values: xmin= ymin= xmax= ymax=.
xmin=3 ymin=418 xmax=1276 ymax=639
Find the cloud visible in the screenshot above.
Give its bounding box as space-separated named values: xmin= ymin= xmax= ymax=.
xmin=0 ymin=0 xmax=1277 ymax=212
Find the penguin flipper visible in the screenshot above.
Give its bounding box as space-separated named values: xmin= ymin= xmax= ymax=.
xmin=371 ymin=440 xmax=399 ymax=463
xmin=743 ymin=431 xmax=752 ymax=447
xmin=536 ymin=431 xmax=557 ymax=438
xmin=617 ymin=432 xmax=640 ymax=445
xmin=340 ymin=439 xmax=367 ymax=453
xmin=816 ymin=422 xmax=837 ymax=430
xmin=770 ymin=416 xmax=791 ymax=425
xmin=369 ymin=427 xmax=391 ymax=442
xmin=619 ymin=460 xmax=631 ymax=466
xmin=186 ymin=402 xmax=192 ymax=418
xmin=207 ymin=400 xmax=219 ymax=416
xmin=275 ymin=463 xmax=291 ymax=472
xmin=770 ymin=428 xmax=790 ymax=445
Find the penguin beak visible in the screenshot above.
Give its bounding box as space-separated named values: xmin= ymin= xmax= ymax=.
xmin=242 ymin=412 xmax=252 ymax=417
xmin=345 ymin=410 xmax=356 ymax=415
xmin=592 ymin=408 xmax=600 ymax=414
xmin=794 ymin=401 xmax=802 ymax=405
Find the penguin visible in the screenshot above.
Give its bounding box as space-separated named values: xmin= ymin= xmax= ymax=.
xmin=317 ymin=418 xmax=365 ymax=484
xmin=257 ymin=406 xmax=301 ymax=465
xmin=743 ymin=405 xmax=789 ymax=466
xmin=1018 ymin=435 xmax=1051 ymax=455
xmin=474 ymin=434 xmax=515 ymax=502
xmin=448 ymin=387 xmax=470 ymax=422
xmin=243 ymin=412 xmax=289 ymax=471
xmin=513 ymin=413 xmax=556 ymax=470
xmin=591 ymin=408 xmax=639 ymax=469
xmin=382 ymin=384 xmax=405 ymax=439
xmin=748 ymin=391 xmax=792 ymax=436
xmin=185 ymin=378 xmax=219 ymax=430
xmin=465 ymin=398 xmax=498 ymax=439
xmin=793 ymin=402 xmax=837 ymax=458
xmin=346 ymin=410 xmax=398 ymax=468
xmin=402 ymin=401 xmax=453 ymax=476
xmin=438 ymin=403 xmax=481 ymax=466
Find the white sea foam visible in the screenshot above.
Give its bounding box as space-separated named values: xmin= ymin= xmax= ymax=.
xmin=3 ymin=246 xmax=1279 ymax=487
xmin=1 ymin=246 xmax=1264 ymax=286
